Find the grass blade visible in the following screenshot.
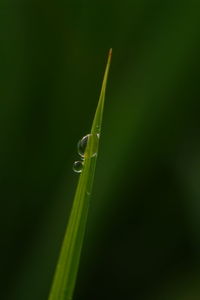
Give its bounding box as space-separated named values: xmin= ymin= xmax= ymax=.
xmin=48 ymin=49 xmax=112 ymax=300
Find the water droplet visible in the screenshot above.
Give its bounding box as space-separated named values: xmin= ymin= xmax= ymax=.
xmin=73 ymin=161 xmax=83 ymax=173
xmin=77 ymin=134 xmax=99 ymax=158
xmin=77 ymin=135 xmax=88 ymax=158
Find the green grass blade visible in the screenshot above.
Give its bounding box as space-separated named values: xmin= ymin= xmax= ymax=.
xmin=48 ymin=49 xmax=112 ymax=300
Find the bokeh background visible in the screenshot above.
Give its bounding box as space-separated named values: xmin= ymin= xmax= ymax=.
xmin=1 ymin=1 xmax=200 ymax=299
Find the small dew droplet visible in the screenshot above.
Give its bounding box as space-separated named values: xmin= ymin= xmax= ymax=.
xmin=77 ymin=134 xmax=99 ymax=158
xmin=73 ymin=161 xmax=83 ymax=173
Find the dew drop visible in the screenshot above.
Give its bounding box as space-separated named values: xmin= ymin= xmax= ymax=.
xmin=77 ymin=135 xmax=89 ymax=158
xmin=73 ymin=161 xmax=83 ymax=173
xmin=77 ymin=134 xmax=99 ymax=158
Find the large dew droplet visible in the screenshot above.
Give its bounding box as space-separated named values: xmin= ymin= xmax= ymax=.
xmin=77 ymin=135 xmax=88 ymax=157
xmin=77 ymin=134 xmax=99 ymax=158
xmin=73 ymin=161 xmax=83 ymax=173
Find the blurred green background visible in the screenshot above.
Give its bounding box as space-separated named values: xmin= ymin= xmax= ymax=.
xmin=1 ymin=0 xmax=200 ymax=299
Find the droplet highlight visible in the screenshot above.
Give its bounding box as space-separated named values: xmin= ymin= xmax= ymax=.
xmin=73 ymin=161 xmax=83 ymax=173
xmin=77 ymin=134 xmax=99 ymax=158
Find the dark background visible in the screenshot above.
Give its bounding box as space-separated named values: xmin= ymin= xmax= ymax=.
xmin=1 ymin=1 xmax=200 ymax=299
